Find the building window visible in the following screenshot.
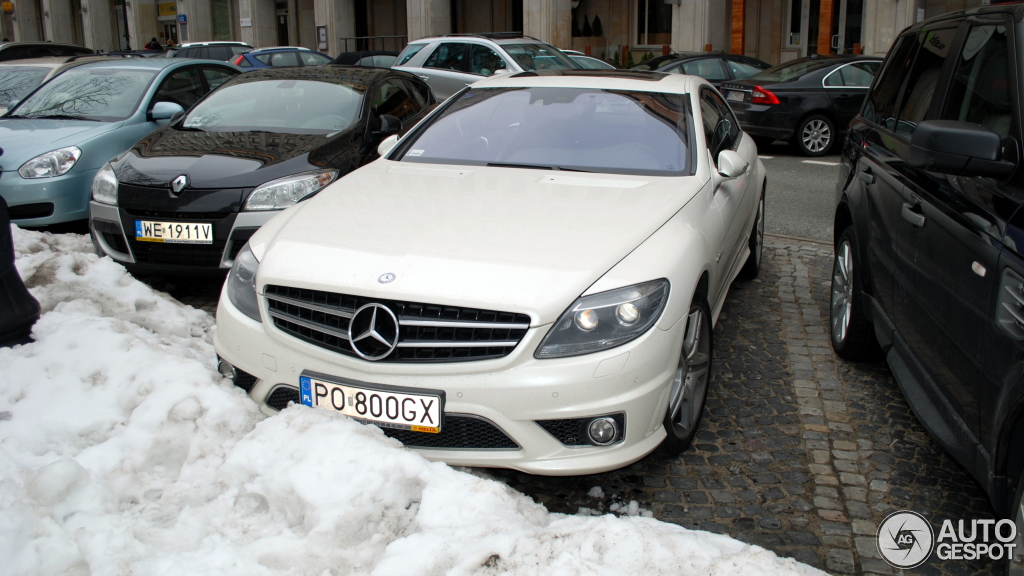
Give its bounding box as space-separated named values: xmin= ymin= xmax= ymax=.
xmin=636 ymin=0 xmax=672 ymax=47
xmin=211 ymin=0 xmax=231 ymax=41
xmin=785 ymin=0 xmax=802 ymax=48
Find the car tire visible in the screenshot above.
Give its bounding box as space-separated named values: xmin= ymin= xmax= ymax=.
xmin=829 ymin=226 xmax=876 ymax=360
xmin=1008 ymin=469 xmax=1024 ymax=575
xmin=737 ymin=187 xmax=765 ymax=281
xmin=794 ymin=114 xmax=835 ymax=157
xmin=661 ymin=293 xmax=713 ymax=456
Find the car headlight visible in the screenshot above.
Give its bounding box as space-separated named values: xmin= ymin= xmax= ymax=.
xmin=535 ymin=279 xmax=670 ymax=359
xmin=227 ymin=243 xmax=262 ymax=323
xmin=18 ymin=146 xmax=82 ymax=178
xmin=243 ymin=170 xmax=338 ymax=211
xmin=91 ymin=162 xmax=118 ymax=205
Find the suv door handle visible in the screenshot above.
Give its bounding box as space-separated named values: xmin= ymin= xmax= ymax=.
xmin=901 ymin=203 xmax=926 ymax=227
xmin=417 ymin=75 xmax=430 ymax=81
xmin=858 ymin=167 xmax=874 ymax=184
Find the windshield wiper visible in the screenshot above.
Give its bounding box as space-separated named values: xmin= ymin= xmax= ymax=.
xmin=486 ymin=162 xmax=591 ymax=172
xmin=175 ymin=125 xmax=206 ymax=132
xmin=9 ymin=113 xmax=98 ymax=121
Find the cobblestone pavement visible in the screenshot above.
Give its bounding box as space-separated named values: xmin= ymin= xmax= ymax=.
xmin=161 ymin=235 xmax=999 ymax=575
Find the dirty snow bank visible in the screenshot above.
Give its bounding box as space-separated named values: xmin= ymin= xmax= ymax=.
xmin=0 ymin=225 xmax=826 ymax=575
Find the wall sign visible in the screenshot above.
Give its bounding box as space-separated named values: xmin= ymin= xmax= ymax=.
xmin=177 ymin=14 xmax=187 ymax=24
xmin=240 ymin=17 xmax=252 ymax=27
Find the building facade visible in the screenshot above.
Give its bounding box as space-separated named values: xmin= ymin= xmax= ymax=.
xmin=3 ymin=0 xmax=990 ymax=63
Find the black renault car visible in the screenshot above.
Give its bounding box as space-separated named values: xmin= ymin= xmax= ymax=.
xmin=88 ymin=66 xmax=436 ymax=274
xmin=830 ymin=5 xmax=1024 ymax=569
xmin=721 ymin=55 xmax=882 ymax=156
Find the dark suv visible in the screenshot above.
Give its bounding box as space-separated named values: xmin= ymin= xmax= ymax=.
xmin=831 ymin=4 xmax=1024 ymax=564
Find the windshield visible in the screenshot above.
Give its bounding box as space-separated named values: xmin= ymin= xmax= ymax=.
xmin=752 ymin=59 xmax=836 ymax=83
xmin=503 ymin=44 xmax=580 ymax=70
xmin=399 ymin=87 xmax=693 ymax=176
xmin=10 ymin=67 xmax=157 ymax=120
xmin=0 ymin=66 xmax=51 ymax=109
xmin=182 ymin=79 xmax=363 ymax=133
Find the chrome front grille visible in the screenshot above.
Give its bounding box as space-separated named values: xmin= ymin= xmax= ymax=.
xmin=265 ymin=285 xmax=531 ymax=362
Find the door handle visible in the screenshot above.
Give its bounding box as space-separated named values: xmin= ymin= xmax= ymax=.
xmin=858 ymin=167 xmax=874 ymax=184
xmin=418 ymin=75 xmax=430 ymax=81
xmin=831 ymin=34 xmax=840 ymax=50
xmin=901 ymin=203 xmax=926 ymax=227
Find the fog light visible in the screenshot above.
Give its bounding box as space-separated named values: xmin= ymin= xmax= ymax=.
xmin=217 ymin=359 xmax=237 ymax=380
xmin=587 ymin=417 xmax=618 ymax=445
xmin=575 ymin=309 xmax=599 ymax=331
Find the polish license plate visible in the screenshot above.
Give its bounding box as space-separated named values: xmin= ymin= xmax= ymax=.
xmin=300 ymin=372 xmax=444 ymax=433
xmin=727 ymin=90 xmax=745 ymax=102
xmin=135 ymin=220 xmax=213 ymax=244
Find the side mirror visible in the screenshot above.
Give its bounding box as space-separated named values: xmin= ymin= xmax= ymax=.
xmin=909 ymin=119 xmax=1016 ymax=179
xmin=150 ymin=101 xmax=185 ymax=122
xmin=717 ymin=150 xmax=749 ymax=179
xmin=371 ymin=114 xmax=402 ymax=139
xmin=377 ymin=134 xmax=399 ymax=157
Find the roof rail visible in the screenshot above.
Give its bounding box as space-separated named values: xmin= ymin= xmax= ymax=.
xmin=510 ymin=69 xmax=668 ymax=81
xmin=437 ymin=32 xmax=540 ymax=41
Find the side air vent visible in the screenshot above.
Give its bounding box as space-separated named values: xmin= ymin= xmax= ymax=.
xmin=997 ymin=268 xmax=1024 ymax=340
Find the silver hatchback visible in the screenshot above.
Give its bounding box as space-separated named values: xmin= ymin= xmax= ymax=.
xmin=392 ymin=33 xmax=580 ymax=99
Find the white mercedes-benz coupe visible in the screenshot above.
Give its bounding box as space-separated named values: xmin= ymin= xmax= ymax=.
xmin=214 ymin=70 xmax=766 ymax=475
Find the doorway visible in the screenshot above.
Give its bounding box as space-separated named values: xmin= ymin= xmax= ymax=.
xmin=794 ymin=0 xmax=864 ymax=57
xmin=276 ymin=1 xmax=288 ymax=46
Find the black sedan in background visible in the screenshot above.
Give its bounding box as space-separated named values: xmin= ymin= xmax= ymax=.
xmin=630 ymin=52 xmax=771 ymax=88
xmin=88 ymin=66 xmax=436 ymax=274
xmin=721 ymin=55 xmax=882 ymax=156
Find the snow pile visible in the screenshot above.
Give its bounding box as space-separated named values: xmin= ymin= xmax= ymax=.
xmin=0 ymin=225 xmax=826 ymax=576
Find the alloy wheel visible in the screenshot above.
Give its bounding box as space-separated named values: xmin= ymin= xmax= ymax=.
xmin=802 ymin=119 xmax=831 ymax=154
xmin=667 ymin=305 xmax=711 ymax=437
xmin=831 ymin=240 xmax=854 ymax=344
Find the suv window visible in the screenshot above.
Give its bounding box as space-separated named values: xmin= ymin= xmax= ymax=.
xmin=894 ymin=27 xmax=957 ymax=136
xmin=863 ymin=35 xmax=915 ymax=130
xmin=424 ymin=43 xmax=467 ymax=71
xmin=372 ymin=79 xmax=421 ymax=122
xmin=208 ymin=46 xmax=233 ymax=61
xmin=396 ymin=44 xmax=426 ymax=66
xmin=682 ymin=58 xmax=727 ymax=81
xmin=153 ymin=66 xmax=204 ymax=109
xmin=941 ymin=24 xmax=1015 ymax=139
xmin=469 ymin=45 xmax=508 ymax=76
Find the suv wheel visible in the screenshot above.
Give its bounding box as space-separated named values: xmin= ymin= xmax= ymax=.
xmin=661 ymin=294 xmax=713 ymax=455
xmin=795 ymin=114 xmax=834 ymax=156
xmin=830 ymin=226 xmax=875 ymax=359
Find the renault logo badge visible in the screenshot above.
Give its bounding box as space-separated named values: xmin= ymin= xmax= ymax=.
xmin=171 ymin=174 xmax=188 ymax=194
xmin=348 ymin=303 xmax=399 ymax=361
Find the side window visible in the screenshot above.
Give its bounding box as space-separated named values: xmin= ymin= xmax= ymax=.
xmin=208 ymin=46 xmax=233 ymax=61
xmin=827 ymin=62 xmax=878 ymax=87
xmin=468 ymin=45 xmax=508 ymax=76
xmin=893 ymin=27 xmax=957 ymax=136
xmin=699 ymin=89 xmax=724 ymax=157
xmin=182 ymin=47 xmax=200 ymax=58
xmin=153 ymin=67 xmax=204 ymax=110
xmin=864 ymin=35 xmax=915 ymax=129
xmin=663 ymin=64 xmax=683 ymax=74
xmin=395 ymin=43 xmax=426 ymax=66
xmin=301 ymin=52 xmax=333 ymax=66
xmin=202 ymin=67 xmax=236 ymax=91
xmin=941 ymin=24 xmax=1015 ymax=139
xmin=424 ymin=43 xmax=467 ymax=72
xmin=237 ymin=57 xmax=252 ymax=68
xmin=269 ymin=52 xmax=301 ymax=67
xmin=407 ymin=79 xmax=433 ymax=104
xmin=682 ymin=59 xmax=728 ymax=82
xmin=402 ymin=79 xmax=427 ymax=108
xmin=726 ymin=58 xmax=767 ymax=79
xmin=374 ymin=55 xmax=398 ymax=67
xmin=710 ymin=90 xmax=740 ymax=151
xmin=372 ymin=79 xmax=421 ymax=122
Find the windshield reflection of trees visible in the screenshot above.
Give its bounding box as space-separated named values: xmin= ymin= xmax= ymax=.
xmin=19 ymin=73 xmax=146 ymax=118
xmin=0 ymin=68 xmax=48 ymax=105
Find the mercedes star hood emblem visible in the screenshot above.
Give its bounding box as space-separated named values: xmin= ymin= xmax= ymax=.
xmin=348 ymin=303 xmax=399 ymax=360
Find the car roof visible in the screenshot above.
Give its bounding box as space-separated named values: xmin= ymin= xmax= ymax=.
xmin=0 ymin=41 xmax=90 ymax=49
xmin=249 ymin=46 xmax=313 ymax=53
xmin=64 ymin=58 xmax=228 ymax=72
xmin=177 ymin=41 xmax=253 ymax=48
xmin=410 ymin=34 xmax=549 ymax=45
xmin=907 ymin=2 xmax=1024 ymax=33
xmin=0 ymin=57 xmax=68 ymax=68
xmin=473 ymin=69 xmax=696 ymax=94
xmin=224 ymin=64 xmax=397 ymax=86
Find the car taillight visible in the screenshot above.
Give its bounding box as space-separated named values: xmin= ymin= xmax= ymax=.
xmin=751 ymin=86 xmax=780 ymax=105
xmin=233 ymin=55 xmax=245 ymax=65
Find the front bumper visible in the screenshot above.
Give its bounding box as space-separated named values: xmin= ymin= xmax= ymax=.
xmin=90 ymin=201 xmax=278 ymax=273
xmin=214 ymin=285 xmax=686 ymax=475
xmin=0 ymin=167 xmax=98 ymax=225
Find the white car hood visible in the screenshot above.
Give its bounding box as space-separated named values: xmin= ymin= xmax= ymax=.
xmin=256 ymin=161 xmax=705 ymax=325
